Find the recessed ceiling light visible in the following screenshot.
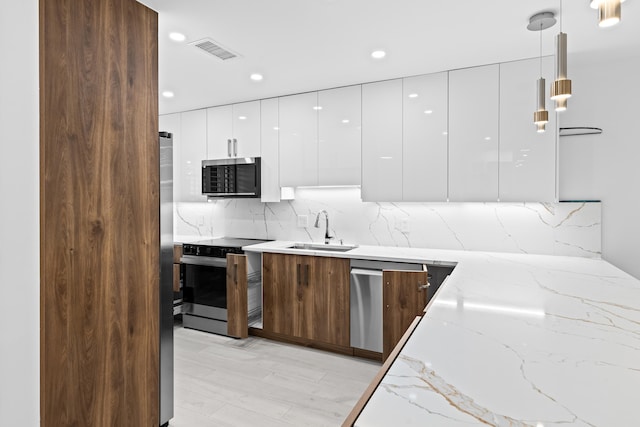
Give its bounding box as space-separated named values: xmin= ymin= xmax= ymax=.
xmin=408 ymin=93 xmax=418 ymax=98
xmin=484 ymin=136 xmax=491 ymax=141
xmin=273 ymin=126 xmax=279 ymax=131
xmin=162 ymin=91 xmax=174 ymax=98
xmin=442 ymin=131 xmax=448 ymax=136
xmin=342 ymin=119 xmax=350 ymax=123
xmin=238 ymin=116 xmax=247 ymax=120
xmin=313 ymin=106 xmax=323 ymax=110
xmin=250 ymin=73 xmax=263 ymax=81
xmin=380 ymin=156 xmax=393 ymax=160
xmin=424 ymin=110 xmax=433 ymax=114
xmin=371 ymin=50 xmax=386 ymax=59
xmin=169 ymin=32 xmax=186 ymax=42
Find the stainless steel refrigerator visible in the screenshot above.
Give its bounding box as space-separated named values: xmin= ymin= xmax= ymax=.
xmin=159 ymin=132 xmax=174 ymax=426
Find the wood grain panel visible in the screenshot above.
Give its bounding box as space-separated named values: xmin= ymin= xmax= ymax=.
xmin=382 ymin=270 xmax=428 ymax=361
xmin=293 ymin=255 xmax=314 ymax=340
xmin=262 ymin=252 xmax=296 ymax=336
xmin=40 ymin=0 xmax=159 ymax=425
xmin=311 ymin=256 xmax=350 ymax=346
xmin=226 ymin=254 xmax=248 ymax=339
xmin=173 ymin=244 xmax=183 ymax=263
xmin=173 ymin=264 xmax=181 ymax=293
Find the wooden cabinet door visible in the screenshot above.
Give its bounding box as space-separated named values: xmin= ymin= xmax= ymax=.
xmin=262 ymin=252 xmax=297 ymax=336
xmin=382 ymin=269 xmax=429 ymax=360
xmin=293 ymin=256 xmax=314 ymax=340
xmin=226 ymin=254 xmax=248 ymax=338
xmin=309 ymin=256 xmax=350 ymax=346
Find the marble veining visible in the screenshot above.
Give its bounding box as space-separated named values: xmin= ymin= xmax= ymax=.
xmin=174 ymin=188 xmax=601 ymax=258
xmin=242 ymin=242 xmax=640 ymax=426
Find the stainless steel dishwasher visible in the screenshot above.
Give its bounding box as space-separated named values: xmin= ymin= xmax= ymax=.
xmin=349 ymin=259 xmax=424 ymax=353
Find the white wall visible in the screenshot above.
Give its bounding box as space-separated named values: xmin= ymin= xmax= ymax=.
xmin=560 ymin=53 xmax=640 ymax=278
xmin=0 ymin=1 xmax=40 ymax=425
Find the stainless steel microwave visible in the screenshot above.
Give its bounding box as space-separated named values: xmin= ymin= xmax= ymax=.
xmin=201 ymin=157 xmax=261 ymax=198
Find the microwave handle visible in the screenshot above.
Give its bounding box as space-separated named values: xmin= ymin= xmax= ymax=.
xmin=233 ymin=138 xmax=237 ymax=157
xmin=227 ymin=139 xmax=232 ymax=157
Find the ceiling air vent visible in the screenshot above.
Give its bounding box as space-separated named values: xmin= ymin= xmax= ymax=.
xmin=189 ymin=38 xmax=240 ymax=61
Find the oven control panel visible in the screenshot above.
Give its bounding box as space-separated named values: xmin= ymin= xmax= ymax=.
xmin=182 ymin=244 xmax=244 ymax=258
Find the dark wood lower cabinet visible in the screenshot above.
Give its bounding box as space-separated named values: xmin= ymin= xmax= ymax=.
xmin=263 ymin=252 xmax=350 ymax=347
xmin=226 ymin=254 xmax=248 ymax=339
xmin=382 ymin=269 xmax=429 ymax=361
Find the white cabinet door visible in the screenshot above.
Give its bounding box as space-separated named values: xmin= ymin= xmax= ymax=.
xmin=260 ymin=98 xmax=280 ymax=202
xmin=499 ymin=57 xmax=557 ymax=202
xmin=448 ymin=65 xmax=499 ymax=202
xmin=318 ymin=85 xmax=361 ymax=185
xmin=402 ymin=72 xmax=448 ymax=201
xmin=361 ymin=79 xmax=403 ymax=202
xmin=206 ymin=105 xmax=232 ymax=159
xmin=180 ymin=109 xmax=207 ymax=202
xmin=279 ymin=92 xmax=318 ymax=187
xmin=233 ymin=101 xmax=261 ymax=158
xmin=159 ymin=113 xmax=181 ymax=203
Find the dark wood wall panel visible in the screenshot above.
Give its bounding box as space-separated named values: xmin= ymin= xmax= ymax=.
xmin=40 ymin=0 xmax=158 ymax=425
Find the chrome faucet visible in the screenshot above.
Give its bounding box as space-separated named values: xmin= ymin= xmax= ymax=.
xmin=314 ymin=210 xmax=333 ymax=244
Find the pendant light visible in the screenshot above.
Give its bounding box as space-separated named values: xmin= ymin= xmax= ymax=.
xmin=552 ymin=0 xmax=572 ymax=111
xmin=590 ymin=0 xmax=625 ymax=27
xmin=528 ymin=12 xmax=556 ymax=133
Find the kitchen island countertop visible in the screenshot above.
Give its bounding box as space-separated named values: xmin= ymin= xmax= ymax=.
xmin=244 ymin=241 xmax=640 ymax=426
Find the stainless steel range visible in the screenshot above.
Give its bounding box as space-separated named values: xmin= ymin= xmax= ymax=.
xmin=180 ymin=238 xmax=268 ymax=336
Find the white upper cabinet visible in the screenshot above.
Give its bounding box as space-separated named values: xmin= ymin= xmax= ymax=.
xmin=260 ymin=98 xmax=281 ymax=202
xmin=279 ymin=92 xmax=319 ymax=187
xmin=318 ymin=85 xmax=361 ymax=185
xmin=232 ymin=101 xmax=261 ymax=157
xmin=206 ymin=105 xmax=232 ymax=158
xmin=402 ymin=72 xmax=449 ymax=201
xmin=159 ymin=113 xmax=181 ymax=203
xmin=207 ymin=101 xmax=260 ymax=159
xmin=361 ymin=79 xmax=403 ymax=202
xmin=499 ymin=57 xmax=556 ymax=202
xmin=179 ymin=109 xmax=208 ymax=202
xmin=448 ymin=64 xmax=500 ymax=202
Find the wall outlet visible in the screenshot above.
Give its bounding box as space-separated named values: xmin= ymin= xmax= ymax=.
xmin=399 ymin=218 xmax=410 ymax=233
xmin=297 ymin=215 xmax=308 ymax=228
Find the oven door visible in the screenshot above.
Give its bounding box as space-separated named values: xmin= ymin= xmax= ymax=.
xmin=180 ymin=255 xmax=227 ymax=321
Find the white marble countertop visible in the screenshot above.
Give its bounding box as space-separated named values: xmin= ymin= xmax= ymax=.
xmin=244 ymin=241 xmax=640 ymax=426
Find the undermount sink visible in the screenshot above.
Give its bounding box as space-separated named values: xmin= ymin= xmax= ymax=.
xmin=288 ymin=243 xmax=358 ymax=252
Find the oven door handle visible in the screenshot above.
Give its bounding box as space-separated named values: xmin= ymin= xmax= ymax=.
xmin=180 ymin=255 xmax=227 ymax=268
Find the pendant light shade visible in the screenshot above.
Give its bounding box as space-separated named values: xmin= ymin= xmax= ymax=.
xmin=590 ymin=0 xmax=625 ymax=27
xmin=551 ymin=32 xmax=572 ymax=101
xmin=551 ymin=2 xmax=572 ymax=111
xmin=534 ymin=77 xmax=549 ymax=132
xmin=528 ymin=12 xmax=555 ymax=133
xmin=555 ymin=97 xmax=568 ymax=112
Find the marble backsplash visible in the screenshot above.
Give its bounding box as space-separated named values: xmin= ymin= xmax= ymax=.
xmin=175 ymin=187 xmax=601 ymax=258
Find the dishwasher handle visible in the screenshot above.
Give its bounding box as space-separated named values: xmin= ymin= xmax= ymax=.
xmin=350 ymin=268 xmax=383 ymax=277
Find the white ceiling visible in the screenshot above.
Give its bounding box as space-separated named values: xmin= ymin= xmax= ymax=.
xmin=138 ymin=0 xmax=640 ymax=115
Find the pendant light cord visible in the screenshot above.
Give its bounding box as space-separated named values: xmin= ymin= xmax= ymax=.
xmin=539 ymin=22 xmax=543 ymax=77
xmin=560 ymin=0 xmax=563 ymax=32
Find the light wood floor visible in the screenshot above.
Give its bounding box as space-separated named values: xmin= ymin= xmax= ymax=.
xmin=169 ymin=324 xmax=381 ymax=427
